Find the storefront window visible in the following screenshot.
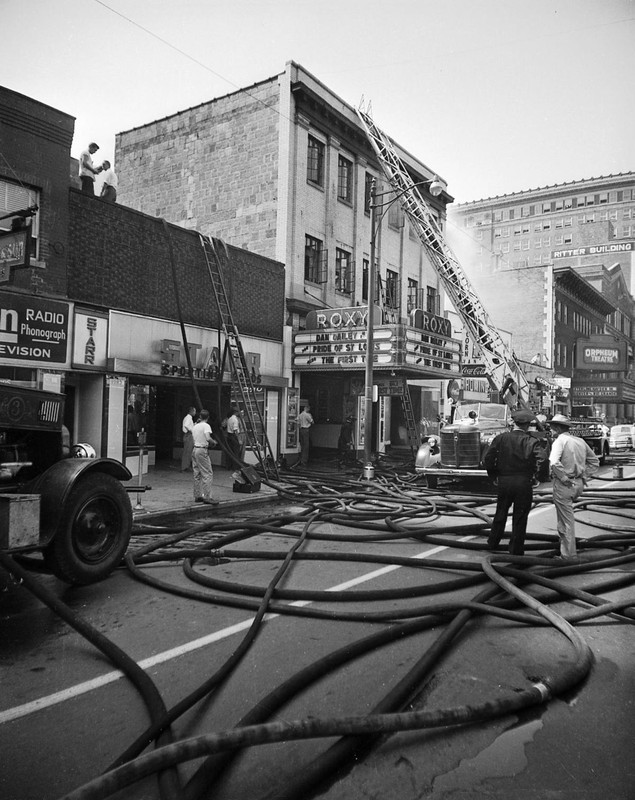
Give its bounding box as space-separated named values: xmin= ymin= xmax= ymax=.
xmin=126 ymin=384 xmax=155 ymax=447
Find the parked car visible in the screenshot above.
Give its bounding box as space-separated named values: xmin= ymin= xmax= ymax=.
xmin=609 ymin=424 xmax=635 ymax=451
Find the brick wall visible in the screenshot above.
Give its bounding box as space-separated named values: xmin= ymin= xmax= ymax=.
xmin=0 ymin=87 xmax=74 ymax=295
xmin=115 ymin=79 xmax=281 ymax=260
xmin=68 ymin=190 xmax=284 ymax=340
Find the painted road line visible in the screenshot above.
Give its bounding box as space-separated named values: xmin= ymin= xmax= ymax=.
xmin=0 ymin=536 xmax=477 ymax=724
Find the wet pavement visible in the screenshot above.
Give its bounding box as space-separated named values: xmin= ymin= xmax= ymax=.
xmin=124 ymin=461 xmax=280 ymax=521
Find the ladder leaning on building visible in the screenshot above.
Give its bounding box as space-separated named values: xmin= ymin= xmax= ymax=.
xmin=199 ymin=235 xmax=279 ymax=481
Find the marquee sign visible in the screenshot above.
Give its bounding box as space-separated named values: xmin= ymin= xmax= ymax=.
xmin=293 ymin=320 xmax=461 ymax=375
xmin=575 ymin=335 xmax=626 ymax=371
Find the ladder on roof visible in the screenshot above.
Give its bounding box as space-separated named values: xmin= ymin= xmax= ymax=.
xmin=199 ymin=234 xmax=279 ymax=480
xmin=356 ymin=102 xmax=530 ymax=409
xmin=399 ymin=378 xmax=420 ymax=455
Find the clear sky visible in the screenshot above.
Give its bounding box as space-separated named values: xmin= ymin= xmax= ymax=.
xmin=3 ymin=0 xmax=634 ymax=202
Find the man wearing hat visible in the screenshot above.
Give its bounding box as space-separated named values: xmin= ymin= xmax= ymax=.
xmin=483 ymin=408 xmax=546 ymax=555
xmin=548 ymin=414 xmax=599 ymax=559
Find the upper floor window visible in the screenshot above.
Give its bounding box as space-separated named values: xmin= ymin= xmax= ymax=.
xmin=426 ymin=285 xmax=440 ymax=315
xmin=407 ymin=278 xmax=420 ymax=313
xmin=304 ymin=235 xmax=327 ymax=283
xmin=0 ymin=179 xmax=39 ymax=259
xmin=307 ymin=136 xmax=325 ymax=186
xmin=364 ymin=173 xmax=374 ymax=214
xmin=337 ymin=155 xmax=353 ymax=203
xmin=385 ymin=269 xmax=400 ymax=309
xmin=335 ymin=248 xmax=353 ymax=293
xmin=362 ymin=258 xmax=369 ymax=301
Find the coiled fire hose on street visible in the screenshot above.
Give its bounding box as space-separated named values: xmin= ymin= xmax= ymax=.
xmin=4 ymin=463 xmax=635 ymax=800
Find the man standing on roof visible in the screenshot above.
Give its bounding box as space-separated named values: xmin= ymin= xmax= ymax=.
xmin=79 ymin=142 xmax=103 ymax=195
xmin=548 ymin=414 xmax=599 ymax=560
xmin=483 ymin=408 xmax=545 ymax=556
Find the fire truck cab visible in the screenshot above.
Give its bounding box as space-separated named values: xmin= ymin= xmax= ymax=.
xmin=0 ymin=385 xmax=132 ymax=584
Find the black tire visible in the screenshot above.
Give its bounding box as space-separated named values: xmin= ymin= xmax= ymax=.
xmin=426 ymin=475 xmax=438 ymax=489
xmin=43 ymin=473 xmax=132 ymax=585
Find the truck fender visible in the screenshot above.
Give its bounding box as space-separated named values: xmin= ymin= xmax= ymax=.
xmin=29 ymin=458 xmax=132 ymax=546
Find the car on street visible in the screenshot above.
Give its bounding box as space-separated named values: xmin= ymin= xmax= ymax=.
xmin=608 ymin=424 xmax=635 ymax=451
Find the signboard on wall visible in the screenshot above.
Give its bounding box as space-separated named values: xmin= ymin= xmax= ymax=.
xmin=0 ymin=291 xmax=69 ymax=364
xmin=72 ymin=309 xmax=108 ymax=369
xmin=575 ymin=336 xmax=626 ymax=371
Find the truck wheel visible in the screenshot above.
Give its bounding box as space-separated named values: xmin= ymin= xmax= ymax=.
xmin=426 ymin=475 xmax=438 ymax=489
xmin=44 ymin=473 xmax=132 ymax=585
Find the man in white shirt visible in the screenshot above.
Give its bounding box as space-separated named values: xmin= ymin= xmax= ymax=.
xmin=79 ymin=142 xmax=102 ymax=195
xmin=181 ymin=406 xmax=196 ymax=472
xmin=100 ymin=160 xmax=118 ymax=202
xmin=191 ymin=409 xmax=219 ymax=505
xmin=225 ymin=405 xmax=242 ymax=467
xmin=548 ymin=414 xmax=599 ymax=559
xmin=297 ymin=404 xmax=314 ymax=467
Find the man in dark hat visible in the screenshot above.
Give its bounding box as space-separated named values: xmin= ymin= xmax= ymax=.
xmin=483 ymin=408 xmax=546 ymax=555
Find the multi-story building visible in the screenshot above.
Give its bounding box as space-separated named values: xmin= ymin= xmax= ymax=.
xmin=115 ymin=61 xmax=462 ymax=454
xmin=0 ymin=86 xmax=286 ymax=473
xmin=449 ymin=174 xmax=635 ymax=422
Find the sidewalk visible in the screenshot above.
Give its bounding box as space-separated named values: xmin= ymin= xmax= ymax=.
xmin=124 ymin=462 xmax=279 ymax=521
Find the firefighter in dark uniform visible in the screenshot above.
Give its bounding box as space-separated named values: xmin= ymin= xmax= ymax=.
xmin=483 ymin=408 xmax=545 ymax=555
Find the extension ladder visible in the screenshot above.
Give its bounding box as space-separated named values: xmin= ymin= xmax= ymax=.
xmin=199 ymin=235 xmax=279 ymax=480
xmin=356 ymin=103 xmax=529 ymax=408
xmin=399 ymin=378 xmax=420 ymax=455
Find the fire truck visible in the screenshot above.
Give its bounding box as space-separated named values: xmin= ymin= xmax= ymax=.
xmin=356 ymin=105 xmax=533 ymax=486
xmin=0 ymin=385 xmax=132 ymax=584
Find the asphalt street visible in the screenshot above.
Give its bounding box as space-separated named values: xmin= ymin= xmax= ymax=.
xmin=1 ymin=460 xmax=634 ymax=800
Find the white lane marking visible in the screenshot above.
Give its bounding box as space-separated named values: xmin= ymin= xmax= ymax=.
xmin=1 ymin=537 xmax=477 ymax=724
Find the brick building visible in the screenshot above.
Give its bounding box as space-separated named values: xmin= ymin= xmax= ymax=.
xmin=449 ymin=174 xmax=635 ymax=422
xmin=0 ymin=85 xmax=285 ymax=472
xmin=115 ymin=61 xmax=461 ymax=454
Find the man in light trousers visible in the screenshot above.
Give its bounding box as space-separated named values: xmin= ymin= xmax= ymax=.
xmin=548 ymin=414 xmax=599 ymax=559
xmin=191 ymin=409 xmax=219 ymax=505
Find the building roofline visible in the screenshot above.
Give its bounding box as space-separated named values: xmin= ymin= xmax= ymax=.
xmin=453 ymin=171 xmax=635 ymax=209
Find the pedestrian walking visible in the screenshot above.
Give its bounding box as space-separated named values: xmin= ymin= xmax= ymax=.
xmin=297 ymin=404 xmax=314 ymax=467
xmin=548 ymin=414 xmax=599 ymax=559
xmin=181 ymin=405 xmax=196 ymax=472
xmin=79 ymin=142 xmax=102 ymax=195
xmin=191 ymin=409 xmax=219 ymax=505
xmin=483 ymin=408 xmax=545 ymax=555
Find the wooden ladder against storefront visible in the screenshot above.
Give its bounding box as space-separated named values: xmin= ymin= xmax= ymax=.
xmin=400 ymin=377 xmax=420 ymax=455
xmin=199 ymin=234 xmax=279 ymax=480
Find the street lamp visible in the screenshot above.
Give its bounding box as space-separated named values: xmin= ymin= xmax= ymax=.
xmin=363 ymin=177 xmax=446 ymax=473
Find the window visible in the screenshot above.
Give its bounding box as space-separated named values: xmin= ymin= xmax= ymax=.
xmin=385 ymin=269 xmax=399 ymax=309
xmin=388 ymin=202 xmax=403 ymax=229
xmin=407 ymin=278 xmax=420 ymax=313
xmin=335 ymin=248 xmax=353 ymax=293
xmin=304 ymin=235 xmax=327 ymax=283
xmin=426 ymin=285 xmax=440 ymax=315
xmin=307 ymin=136 xmax=325 ymax=186
xmin=362 ymin=258 xmax=369 ymax=301
xmin=364 ymin=173 xmax=374 ymax=214
xmin=0 ymin=178 xmax=39 ymax=259
xmin=337 ymin=155 xmax=353 ymax=203
xmin=542 ymin=202 xmax=552 ymax=214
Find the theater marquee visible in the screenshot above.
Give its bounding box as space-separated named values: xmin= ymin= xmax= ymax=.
xmin=293 ymin=306 xmax=461 ymax=376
